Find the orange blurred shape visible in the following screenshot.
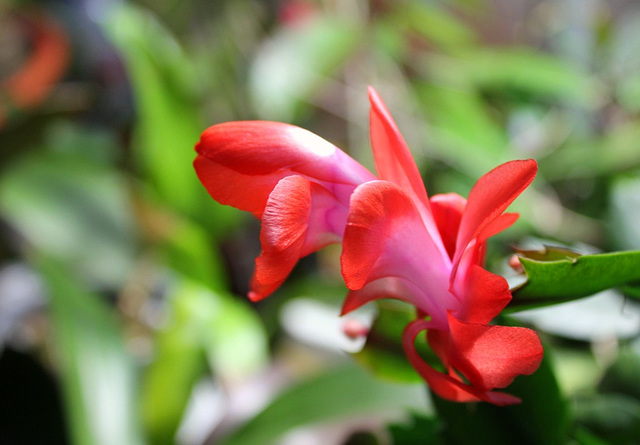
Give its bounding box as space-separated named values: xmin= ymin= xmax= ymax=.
xmin=1 ymin=13 xmax=70 ymax=118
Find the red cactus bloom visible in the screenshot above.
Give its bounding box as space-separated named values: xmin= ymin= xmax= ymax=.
xmin=194 ymin=87 xmax=543 ymax=404
xmin=195 ymin=120 xmax=375 ymax=300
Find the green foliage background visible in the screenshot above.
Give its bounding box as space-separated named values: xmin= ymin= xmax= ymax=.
xmin=0 ymin=0 xmax=639 ymax=444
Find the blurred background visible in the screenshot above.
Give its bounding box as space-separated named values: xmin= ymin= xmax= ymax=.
xmin=1 ymin=0 xmax=639 ymax=443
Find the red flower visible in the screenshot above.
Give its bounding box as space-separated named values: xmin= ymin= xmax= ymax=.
xmin=194 ymin=87 xmax=543 ymax=404
xmin=195 ymin=120 xmax=375 ymax=300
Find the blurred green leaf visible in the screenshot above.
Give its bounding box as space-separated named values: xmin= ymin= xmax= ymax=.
xmin=142 ymin=277 xmax=267 ymax=443
xmin=622 ymin=284 xmax=640 ymax=299
xmin=609 ymin=175 xmax=640 ymax=250
xmin=0 ymin=153 xmax=137 ymax=289
xmin=353 ymin=302 xmax=425 ymax=384
xmin=541 ymin=122 xmax=640 ymax=180
xmin=37 ymin=255 xmax=142 ymax=445
xmin=103 ymin=4 xmax=237 ymax=233
xmin=432 ymin=349 xmax=568 ymax=445
xmin=572 ymin=427 xmax=612 ymax=445
xmin=249 ymin=16 xmax=362 ymax=121
xmin=415 ymin=83 xmax=506 ymax=176
xmin=388 ymin=412 xmax=444 ymax=445
xmin=391 ymin=1 xmax=476 ymax=50
xmin=456 ymin=48 xmax=593 ymax=103
xmin=574 ymin=394 xmax=640 ymax=445
xmin=220 ymin=364 xmax=426 ymax=445
xmin=599 ymin=349 xmax=640 ymax=401
xmin=510 ymin=250 xmax=640 ymax=310
xmin=161 ymin=219 xmax=229 ymax=293
xmin=104 ymin=5 xmax=199 ymax=210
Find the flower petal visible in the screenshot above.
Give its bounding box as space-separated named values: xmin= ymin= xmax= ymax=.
xmin=430 ymin=193 xmax=466 ymax=260
xmin=341 ymin=277 xmax=422 ymax=315
xmin=368 ymin=88 xmax=445 ymax=254
xmin=478 ymin=212 xmax=519 ymax=242
xmin=250 ymin=175 xmax=343 ymax=301
xmin=368 ymin=88 xmax=429 ymax=205
xmin=341 ymin=180 xmax=453 ymax=323
xmin=446 ymin=313 xmax=543 ymax=391
xmin=452 ymin=160 xmax=537 ymax=277
xmin=195 ymin=121 xmax=374 ymax=217
xmin=455 ymin=265 xmax=513 ymax=324
xmin=403 ymin=319 xmax=522 ymax=406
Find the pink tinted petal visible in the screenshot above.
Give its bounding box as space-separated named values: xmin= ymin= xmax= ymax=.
xmin=368 ymin=88 xmax=429 ymax=205
xmin=430 ymin=193 xmax=466 ymax=260
xmin=403 ymin=320 xmax=522 ymax=406
xmin=250 ymin=175 xmax=341 ymax=301
xmin=249 ymin=176 xmax=311 ymax=301
xmin=368 ymin=88 xmax=444 ymax=252
xmin=446 ymin=313 xmax=543 ymax=391
xmin=341 ymin=277 xmax=424 ymax=315
xmin=195 ymin=121 xmax=375 ymax=217
xmin=341 ymin=181 xmax=452 ymax=320
xmin=341 ymin=279 xmax=399 ymax=315
xmin=455 ymin=265 xmax=513 ymax=324
xmin=452 ymin=160 xmax=537 ymax=277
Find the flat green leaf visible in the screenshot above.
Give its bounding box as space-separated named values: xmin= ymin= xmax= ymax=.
xmin=510 ymin=250 xmax=640 ymax=310
xmin=220 ymin=364 xmax=426 ymax=445
xmin=37 ymin=255 xmax=142 ymax=445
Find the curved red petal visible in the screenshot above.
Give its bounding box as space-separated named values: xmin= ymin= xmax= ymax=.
xmin=430 ymin=193 xmax=466 ymax=260
xmin=341 ymin=180 xmax=451 ymax=320
xmin=341 ymin=277 xmax=417 ymax=315
xmin=455 ymin=265 xmax=512 ymax=324
xmin=368 ymin=88 xmax=428 ymax=203
xmin=452 ymin=160 xmax=537 ymax=277
xmin=249 ymin=175 xmax=346 ymax=301
xmin=194 ymin=154 xmax=275 ymax=217
xmin=403 ymin=320 xmax=522 ymax=406
xmin=249 ymin=176 xmax=312 ymax=301
xmin=478 ymin=212 xmax=519 ymax=242
xmin=195 ymin=121 xmax=374 ymax=217
xmin=446 ymin=314 xmax=544 ymax=391
xmin=368 ymin=88 xmax=444 ymax=252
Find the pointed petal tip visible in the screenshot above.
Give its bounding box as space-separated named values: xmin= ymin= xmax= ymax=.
xmin=514 ymin=158 xmax=538 ymax=177
xmin=367 ymin=85 xmax=379 ymax=101
xmin=340 ymin=293 xmax=366 ymax=315
xmin=339 ymin=302 xmax=352 ymax=316
xmin=367 ymin=86 xmax=386 ymax=114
